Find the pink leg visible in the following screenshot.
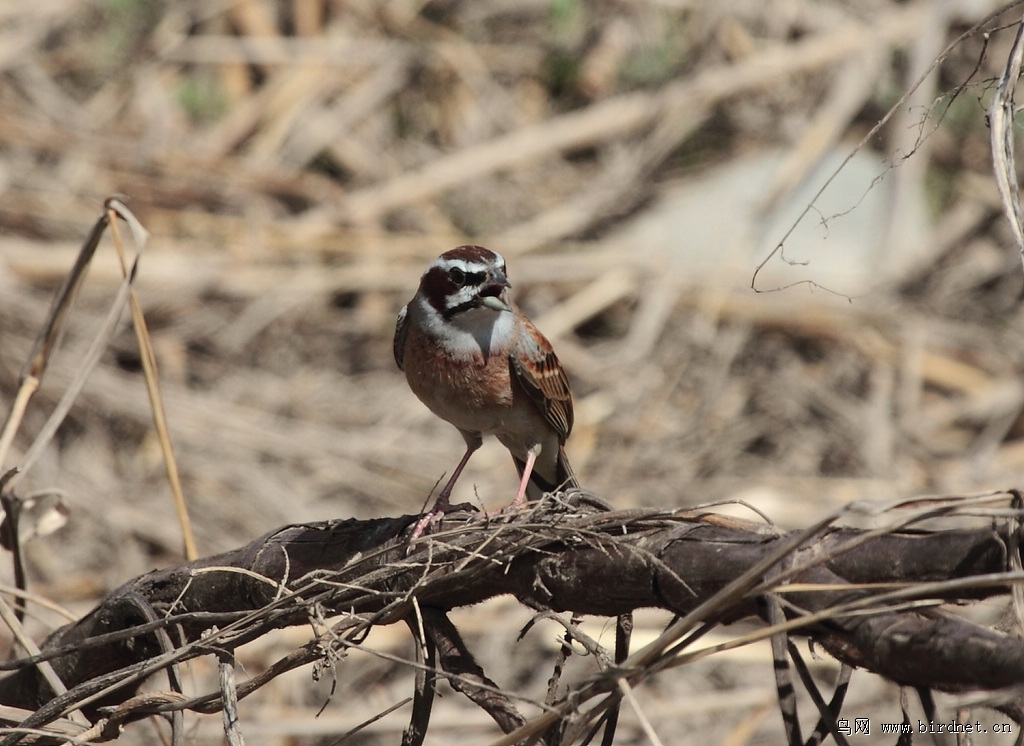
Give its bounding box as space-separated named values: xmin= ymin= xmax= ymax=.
xmin=410 ymin=440 xmax=480 ymax=541
xmin=431 ymin=443 xmax=478 ymax=514
xmin=509 ymin=447 xmax=539 ymax=510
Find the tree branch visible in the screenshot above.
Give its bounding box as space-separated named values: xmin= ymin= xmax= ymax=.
xmin=0 ymin=495 xmax=1021 ymax=740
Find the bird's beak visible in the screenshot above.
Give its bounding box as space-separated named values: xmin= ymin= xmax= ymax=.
xmin=479 ymin=270 xmax=512 ymax=312
xmin=481 ymin=295 xmax=511 ymax=312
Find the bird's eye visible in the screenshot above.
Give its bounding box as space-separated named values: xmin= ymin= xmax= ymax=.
xmin=449 ymin=267 xmax=466 ymax=286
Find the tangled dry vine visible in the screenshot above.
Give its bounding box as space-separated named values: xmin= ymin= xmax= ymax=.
xmin=0 ymin=492 xmax=1022 ymax=744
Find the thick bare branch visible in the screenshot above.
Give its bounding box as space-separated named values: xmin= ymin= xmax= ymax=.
xmin=0 ymin=496 xmax=1020 ymax=738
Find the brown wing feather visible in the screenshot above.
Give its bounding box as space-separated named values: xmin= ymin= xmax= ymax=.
xmin=510 ymin=316 xmax=574 ymax=443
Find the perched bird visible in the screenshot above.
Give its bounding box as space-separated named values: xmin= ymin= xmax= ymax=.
xmin=394 ymin=245 xmax=577 ymax=523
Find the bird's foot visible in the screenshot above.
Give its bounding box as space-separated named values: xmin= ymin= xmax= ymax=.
xmin=408 ymin=507 xmax=447 ymax=543
xmin=407 ymin=491 xmax=464 ymax=544
xmin=482 ymin=496 xmax=534 ymax=520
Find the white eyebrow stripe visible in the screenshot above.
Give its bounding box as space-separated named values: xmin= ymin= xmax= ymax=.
xmin=429 ymin=257 xmax=490 ymax=274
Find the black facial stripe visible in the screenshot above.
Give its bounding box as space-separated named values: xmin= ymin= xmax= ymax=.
xmin=443 ymin=297 xmax=480 ymax=320
xmin=420 ymin=266 xmax=452 ymax=316
xmin=461 ymin=271 xmax=486 ymax=286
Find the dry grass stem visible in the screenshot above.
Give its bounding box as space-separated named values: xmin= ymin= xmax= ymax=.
xmin=106 ymin=206 xmax=195 ymax=561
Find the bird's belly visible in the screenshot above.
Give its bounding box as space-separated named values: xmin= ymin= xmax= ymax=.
xmin=404 ymin=339 xmax=514 ymax=435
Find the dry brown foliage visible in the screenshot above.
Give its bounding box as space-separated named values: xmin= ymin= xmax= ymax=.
xmin=4 ymin=0 xmax=1024 ymax=744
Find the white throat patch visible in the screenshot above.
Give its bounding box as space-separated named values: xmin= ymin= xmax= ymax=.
xmin=414 ymin=294 xmax=514 ymax=356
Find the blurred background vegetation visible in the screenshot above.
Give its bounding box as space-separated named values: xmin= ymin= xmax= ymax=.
xmin=1 ymin=0 xmax=1023 ymax=742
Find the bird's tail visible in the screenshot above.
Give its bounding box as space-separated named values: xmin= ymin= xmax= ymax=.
xmin=513 ymin=446 xmax=579 ymax=502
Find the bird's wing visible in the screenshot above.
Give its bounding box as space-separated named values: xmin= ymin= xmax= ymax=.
xmin=393 ymin=304 xmax=409 ymax=371
xmin=510 ymin=315 xmax=573 ymax=442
